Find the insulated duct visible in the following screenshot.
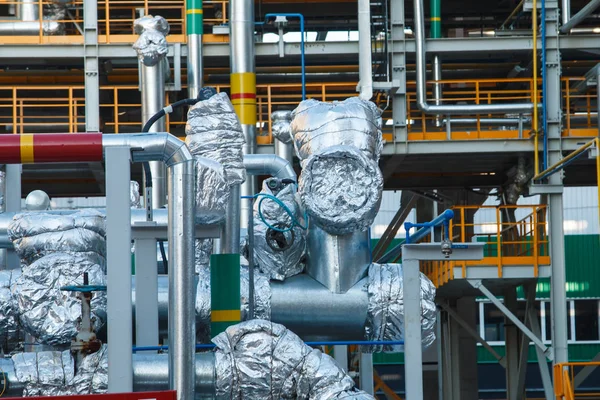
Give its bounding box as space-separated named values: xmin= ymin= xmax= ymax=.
xmin=1 ymin=320 xmax=371 ymax=399
xmin=290 ymin=97 xmax=383 ymax=235
xmin=413 ymin=0 xmax=534 ymax=115
xmin=130 ymin=181 xmax=142 ymax=209
xmin=7 ymin=210 xmax=107 ymax=346
xmin=134 ymin=15 xmax=170 ymax=207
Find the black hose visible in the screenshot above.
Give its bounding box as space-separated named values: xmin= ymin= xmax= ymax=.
xmin=158 ymin=240 xmax=168 ymax=273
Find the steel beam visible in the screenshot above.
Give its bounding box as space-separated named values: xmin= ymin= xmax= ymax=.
xmin=504 ymin=289 xmax=520 ymax=400
xmin=469 ymin=280 xmax=553 ymax=360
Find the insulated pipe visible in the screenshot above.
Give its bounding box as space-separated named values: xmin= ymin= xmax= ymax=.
xmin=0 ymin=0 xmax=62 ymax=36
xmin=413 ymin=0 xmax=534 ymax=115
xmin=433 ymin=55 xmax=443 ymax=127
xmin=358 ymin=0 xmax=373 ymax=101
xmin=0 ymin=132 xmax=196 ymax=400
xmin=21 ymin=0 xmax=38 ymax=22
xmin=230 ymin=0 xmax=257 ymax=233
xmin=186 ymin=0 xmax=204 ymax=99
xmin=141 ymin=57 xmax=168 ymax=208
xmin=243 ymin=154 xmax=296 ymax=182
xmin=559 ymin=0 xmax=600 ymax=33
xmin=0 ymin=354 xmax=216 ymax=398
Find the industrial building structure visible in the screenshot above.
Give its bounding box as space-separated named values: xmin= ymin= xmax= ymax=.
xmin=0 ymin=0 xmax=598 ymax=399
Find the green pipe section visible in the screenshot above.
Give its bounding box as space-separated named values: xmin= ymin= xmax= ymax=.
xmin=210 ymin=253 xmax=241 ymax=337
xmin=430 ymin=0 xmax=441 ymax=38
xmin=186 ymin=0 xmax=203 ymax=35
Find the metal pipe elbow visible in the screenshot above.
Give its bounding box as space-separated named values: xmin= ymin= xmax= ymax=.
xmin=163 ymin=134 xmax=192 ymax=166
xmin=243 ymin=154 xmax=296 ymax=182
xmin=102 ymin=133 xmax=192 ymax=166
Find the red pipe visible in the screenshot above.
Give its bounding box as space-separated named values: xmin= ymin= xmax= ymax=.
xmin=0 ymin=133 xmax=103 ymax=164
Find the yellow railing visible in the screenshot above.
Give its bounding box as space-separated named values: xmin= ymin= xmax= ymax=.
xmin=554 ymin=362 xmax=600 ymax=400
xmin=0 ymin=0 xmax=229 ymax=45
xmin=420 ymin=205 xmax=550 ymax=287
xmin=0 ymin=77 xmax=597 ymax=143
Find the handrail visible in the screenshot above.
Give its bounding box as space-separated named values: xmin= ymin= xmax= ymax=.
xmin=554 ymin=362 xmax=600 ymax=400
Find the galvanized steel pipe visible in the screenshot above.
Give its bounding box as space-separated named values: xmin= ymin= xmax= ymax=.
xmin=186 ymin=0 xmax=204 ymax=99
xmin=413 ymin=0 xmax=534 ymax=115
xmin=0 ymin=0 xmax=62 ymax=35
xmin=560 ymin=0 xmax=600 ymax=33
xmin=358 ymin=0 xmax=373 ymax=100
xmin=230 ymin=0 xmax=257 ymax=231
xmin=141 ymin=59 xmax=168 ymax=207
xmin=243 ymin=154 xmax=296 ymax=182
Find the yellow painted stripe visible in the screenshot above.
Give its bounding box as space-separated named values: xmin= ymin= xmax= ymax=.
xmin=230 ymin=72 xmax=256 ymax=95
xmin=430 ymin=17 xmax=441 ymax=21
xmin=20 ymin=134 xmax=34 ymax=163
xmin=231 ymin=98 xmax=257 ymax=105
xmin=233 ymin=104 xmax=257 ymax=125
xmin=186 ymin=9 xmax=203 ymax=14
xmin=211 ymin=309 xmax=241 ymax=322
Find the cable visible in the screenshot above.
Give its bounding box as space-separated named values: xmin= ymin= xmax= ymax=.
xmin=254 ymin=192 xmax=308 ymax=233
xmin=159 ymin=240 xmax=168 ymax=274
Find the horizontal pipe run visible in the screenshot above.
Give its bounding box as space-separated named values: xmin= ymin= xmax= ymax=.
xmin=0 ymin=21 xmax=62 ymax=35
xmin=243 ymin=154 xmax=297 ymax=182
xmin=560 ymin=0 xmax=600 ymax=33
xmin=133 ymin=340 xmax=405 ymax=352
xmin=0 ymin=353 xmax=215 ymax=398
xmin=0 ymin=133 xmax=103 ymax=164
xmin=413 ymin=0 xmax=533 ymax=115
xmin=533 ymin=138 xmax=598 ymax=180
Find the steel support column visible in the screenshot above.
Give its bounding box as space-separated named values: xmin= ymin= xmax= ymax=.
xmin=106 ymin=146 xmax=133 ymax=392
xmin=390 ymin=0 xmax=407 ymax=144
xmin=359 ymin=353 xmax=374 ymax=395
xmin=504 ymin=288 xmax=521 ymax=400
xmin=546 ymin=4 xmax=569 ymax=365
xmin=134 ymin=237 xmax=159 ymax=349
xmin=83 ymin=0 xmax=99 ymax=132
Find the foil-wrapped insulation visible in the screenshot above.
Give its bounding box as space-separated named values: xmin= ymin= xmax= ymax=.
xmin=213 ymin=319 xmax=374 ymax=399
xmin=185 ymin=92 xmax=247 ymax=186
xmin=133 ymin=15 xmax=170 ymax=67
xmin=271 ymin=110 xmax=293 ymax=144
xmin=11 ymin=345 xmax=108 ymax=397
xmin=12 ymin=351 xmax=75 ymax=397
xmin=0 ymin=269 xmax=21 ymax=349
xmin=12 ymin=253 xmax=107 ymax=346
xmin=8 ymin=210 xmax=107 ymax=345
xmin=290 ymin=97 xmax=383 ymax=164
xmin=364 ymin=263 xmax=437 ymax=353
xmin=195 ymin=239 xmax=213 ymax=274
xmin=71 ymin=345 xmax=108 ymax=394
xmin=299 ymin=146 xmax=383 ymax=235
xmin=130 ymin=181 xmax=142 ymax=209
xmin=252 ymin=178 xmax=305 ymax=280
xmin=195 ymin=264 xmax=271 ymax=342
xmin=8 ymin=210 xmax=106 ymax=265
xmin=193 ymin=156 xmax=229 ymax=224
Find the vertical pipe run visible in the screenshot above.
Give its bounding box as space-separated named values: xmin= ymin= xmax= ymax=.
xmin=358 ymin=0 xmax=373 ymax=100
xmin=430 ymin=0 xmax=441 ymax=38
xmin=562 ymin=0 xmax=570 ymax=26
xmin=430 ymin=0 xmax=442 ymax=127
xmin=230 ymin=0 xmax=257 ymax=231
xmin=187 ymin=0 xmax=203 ymax=99
xmin=141 ymin=64 xmax=168 ymax=207
xmin=167 ymin=160 xmax=196 ymax=400
xmin=20 ymin=0 xmax=38 ymax=22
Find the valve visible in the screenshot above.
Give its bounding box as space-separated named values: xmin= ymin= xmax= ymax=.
xmin=441 ymin=238 xmax=452 ymax=258
xmin=61 ymin=273 xmax=106 ymax=368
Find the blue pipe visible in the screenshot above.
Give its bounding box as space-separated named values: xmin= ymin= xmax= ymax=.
xmin=376 ymin=209 xmax=455 ymax=263
xmin=258 ymin=14 xmax=306 ymax=100
xmin=541 ymin=0 xmax=548 ymax=171
xmin=132 ymin=340 xmax=404 ymax=353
